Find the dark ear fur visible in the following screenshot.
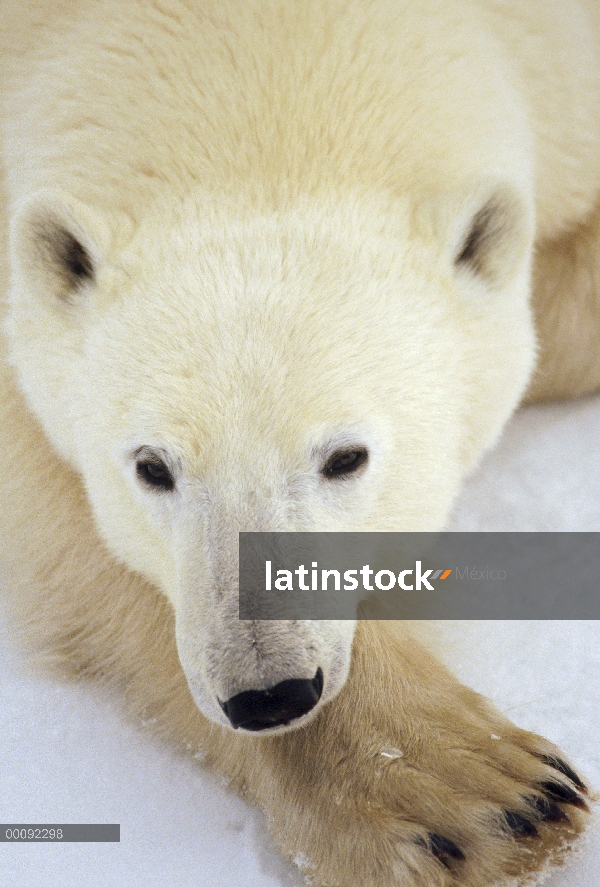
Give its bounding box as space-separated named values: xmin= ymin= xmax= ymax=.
xmin=11 ymin=191 xmax=106 ymax=307
xmin=36 ymin=223 xmax=95 ymax=293
xmin=454 ymin=188 xmax=531 ymax=287
xmin=455 ymin=200 xmax=498 ymax=272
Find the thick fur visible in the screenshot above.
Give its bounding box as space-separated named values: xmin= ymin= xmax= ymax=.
xmin=0 ymin=1 xmax=599 ymax=885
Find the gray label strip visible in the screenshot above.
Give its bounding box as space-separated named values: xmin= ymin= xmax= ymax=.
xmin=1 ymin=825 xmax=120 ymax=842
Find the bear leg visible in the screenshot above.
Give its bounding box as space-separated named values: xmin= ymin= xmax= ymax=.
xmin=525 ymin=196 xmax=600 ymax=403
xmin=242 ymin=621 xmax=591 ymax=887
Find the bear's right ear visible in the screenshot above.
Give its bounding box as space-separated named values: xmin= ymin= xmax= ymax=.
xmin=9 ymin=190 xmax=112 ymax=306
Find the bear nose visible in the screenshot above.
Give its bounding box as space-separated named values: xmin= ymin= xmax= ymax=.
xmin=218 ymin=668 xmax=324 ymax=730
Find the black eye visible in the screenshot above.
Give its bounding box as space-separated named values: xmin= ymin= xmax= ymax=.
xmin=322 ymin=448 xmax=369 ymax=479
xmin=136 ymin=459 xmax=175 ymax=491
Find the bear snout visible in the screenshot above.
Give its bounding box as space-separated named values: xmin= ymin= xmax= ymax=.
xmin=218 ymin=667 xmax=324 ymax=731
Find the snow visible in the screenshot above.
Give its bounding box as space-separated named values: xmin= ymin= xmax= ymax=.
xmin=1 ymin=394 xmax=599 ymax=886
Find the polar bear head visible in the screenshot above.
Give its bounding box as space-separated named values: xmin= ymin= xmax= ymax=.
xmin=5 ymin=185 xmax=535 ymax=733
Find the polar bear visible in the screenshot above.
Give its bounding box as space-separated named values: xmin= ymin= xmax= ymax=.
xmin=0 ymin=0 xmax=598 ymax=884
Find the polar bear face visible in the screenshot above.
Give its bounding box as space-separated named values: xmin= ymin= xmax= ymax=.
xmin=5 ymin=186 xmax=535 ymax=732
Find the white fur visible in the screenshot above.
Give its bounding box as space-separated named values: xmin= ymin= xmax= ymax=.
xmin=3 ymin=0 xmax=599 ymax=728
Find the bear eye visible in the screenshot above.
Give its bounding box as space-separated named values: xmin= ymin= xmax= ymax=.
xmin=136 ymin=458 xmax=175 ymax=491
xmin=322 ymin=448 xmax=369 ymax=479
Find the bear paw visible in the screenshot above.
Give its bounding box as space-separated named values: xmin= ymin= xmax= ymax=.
xmin=251 ymin=624 xmax=592 ymax=887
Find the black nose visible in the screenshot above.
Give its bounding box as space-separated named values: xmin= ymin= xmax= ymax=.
xmin=218 ymin=668 xmax=324 ymax=730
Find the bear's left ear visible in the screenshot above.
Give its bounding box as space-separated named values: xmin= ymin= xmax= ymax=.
xmin=430 ymin=182 xmax=534 ymax=290
xmin=9 ymin=189 xmax=113 ymax=306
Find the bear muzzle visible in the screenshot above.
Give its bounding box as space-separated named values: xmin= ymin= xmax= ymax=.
xmin=218 ymin=667 xmax=324 ymax=731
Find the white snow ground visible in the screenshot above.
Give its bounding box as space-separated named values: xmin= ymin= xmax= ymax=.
xmin=1 ymin=394 xmax=599 ymax=887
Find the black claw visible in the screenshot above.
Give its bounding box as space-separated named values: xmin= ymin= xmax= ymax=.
xmin=540 ymin=780 xmax=588 ymax=810
xmin=538 ymin=755 xmax=587 ymax=793
xmin=526 ymin=795 xmax=570 ymax=824
xmin=503 ymin=811 xmax=539 ymax=838
xmin=428 ymin=833 xmax=465 ymax=868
